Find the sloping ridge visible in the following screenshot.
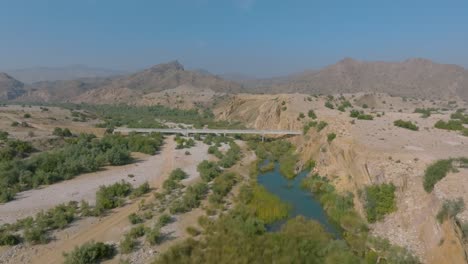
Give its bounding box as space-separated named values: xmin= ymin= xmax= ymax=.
xmin=0 ymin=73 xmax=26 ymax=101
xmin=254 ymin=58 xmax=468 ymax=101
xmin=74 ymin=60 xmax=245 ymax=104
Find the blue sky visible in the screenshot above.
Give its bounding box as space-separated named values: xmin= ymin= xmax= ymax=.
xmin=0 ymin=0 xmax=467 ymax=77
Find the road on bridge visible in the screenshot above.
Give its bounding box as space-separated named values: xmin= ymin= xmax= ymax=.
xmin=113 ymin=128 xmax=301 ymax=137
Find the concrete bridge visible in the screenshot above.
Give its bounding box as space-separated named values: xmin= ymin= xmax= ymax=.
xmin=113 ymin=127 xmax=301 ymax=141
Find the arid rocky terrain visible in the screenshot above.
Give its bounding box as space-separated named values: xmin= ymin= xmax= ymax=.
xmin=1 ymin=58 xmax=468 ymax=264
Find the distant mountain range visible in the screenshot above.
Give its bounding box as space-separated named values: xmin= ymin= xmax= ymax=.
xmin=249 ymin=58 xmax=468 ymax=101
xmin=5 ymin=65 xmax=125 ymax=84
xmin=1 ymin=58 xmax=467 ymax=103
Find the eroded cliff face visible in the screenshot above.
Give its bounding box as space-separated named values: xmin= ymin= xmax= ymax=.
xmin=215 ymin=93 xmax=468 ymax=263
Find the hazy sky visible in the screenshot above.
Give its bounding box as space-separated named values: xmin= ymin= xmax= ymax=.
xmin=0 ymin=0 xmax=467 ymax=77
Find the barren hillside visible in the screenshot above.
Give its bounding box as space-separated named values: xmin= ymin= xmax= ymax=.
xmin=0 ymin=73 xmax=25 ymax=101
xmin=251 ymin=58 xmax=468 ymax=101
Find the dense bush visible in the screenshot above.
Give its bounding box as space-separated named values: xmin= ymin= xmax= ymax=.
xmin=158 ymin=214 xmax=172 ymax=227
xmin=0 ymin=130 xmax=9 ymax=140
xmin=327 ymin=133 xmax=336 ymax=143
xmin=243 ymin=185 xmax=289 ymax=223
xmin=217 ymin=142 xmax=241 ymax=168
xmin=364 ymin=183 xmax=397 ymax=223
xmin=0 ymin=232 xmax=20 ymax=246
xmin=423 ymin=159 xmax=455 ymax=192
xmin=63 ymin=241 xmax=115 ymax=264
xmin=52 ymin=127 xmax=73 ymax=137
xmin=0 ymin=133 xmax=163 ymax=203
xmin=197 ymin=161 xmax=222 ymax=182
xmin=325 ymin=101 xmax=334 ymax=109
xmin=393 ymin=120 xmax=419 ymax=131
xmin=350 ymin=110 xmax=373 ymax=120
xmin=436 ymin=198 xmax=465 ymax=223
xmin=307 ymin=110 xmax=317 ymax=119
xmin=95 ymin=181 xmax=133 ymax=213
xmin=163 ymin=168 xmax=187 ymax=192
xmin=170 ymin=182 xmax=208 ymax=214
xmin=209 ymin=172 xmax=238 ymax=205
xmin=316 ymin=121 xmax=328 ymax=132
xmin=131 ymin=182 xmax=151 ymax=198
xmin=414 ymin=108 xmax=438 ymax=118
xmin=434 ymin=120 xmax=464 ymax=131
xmin=146 ymin=226 xmax=161 ymax=245
xmin=128 ymin=213 xmax=144 ymax=225
xmin=81 ymin=104 xmax=244 ymax=129
xmin=120 ymin=235 xmax=137 ymax=254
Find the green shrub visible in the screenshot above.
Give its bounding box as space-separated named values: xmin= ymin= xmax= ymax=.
xmin=434 ymin=120 xmax=464 ymax=131
xmin=308 ymin=110 xmax=317 ymax=119
xmin=197 ymin=161 xmax=222 ymax=182
xmin=186 ymin=226 xmax=200 ymax=236
xmin=158 ymin=214 xmax=172 ymax=227
xmin=364 ymin=183 xmax=397 ymax=223
xmin=119 ymin=235 xmax=137 ymax=254
xmin=325 ymin=101 xmax=334 ymax=109
xmin=436 ymin=198 xmax=465 ymax=223
xmin=128 ymin=213 xmax=143 ymax=225
xmin=423 ymin=159 xmax=454 ymax=192
xmin=95 ymin=181 xmax=133 ymax=213
xmin=128 ymin=224 xmax=146 ymax=239
xmin=146 ymin=226 xmax=161 ymax=245
xmin=327 ymin=133 xmax=336 ymax=143
xmin=394 ymin=120 xmax=419 ymax=131
xmin=131 ymin=182 xmax=150 ymax=198
xmin=316 ymin=121 xmax=328 ymax=132
xmin=0 ymin=130 xmax=9 ymax=140
xmin=0 ymin=232 xmax=21 ymax=245
xmin=209 ymin=172 xmax=238 ymax=205
xmin=63 ymin=241 xmax=115 ymax=264
xmin=24 ymin=226 xmax=49 ymax=244
xmin=52 ymin=127 xmax=73 ymax=137
xmin=163 ymin=169 xmax=187 ymax=192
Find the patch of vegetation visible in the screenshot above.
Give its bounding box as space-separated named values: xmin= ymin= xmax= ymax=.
xmin=414 ymin=108 xmax=439 ymax=118
xmin=434 ymin=120 xmax=464 ymax=131
xmin=169 ymin=182 xmax=209 ymax=214
xmin=350 ymin=109 xmax=373 ymax=120
xmin=393 ymin=120 xmax=419 ymax=131
xmin=146 ymin=226 xmax=162 ymax=245
xmin=436 ymin=198 xmax=465 ymax=223
xmin=174 ymin=135 xmax=196 ymax=149
xmin=450 ymin=109 xmax=468 ymax=124
xmin=52 ymin=127 xmax=73 ymax=137
xmin=302 ymin=121 xmax=317 ymax=134
xmin=307 ymin=110 xmax=317 ymax=119
xmin=244 ymin=185 xmax=289 ymax=223
xmin=81 ymin=104 xmax=244 ymax=129
xmin=423 ymin=159 xmax=457 ymax=192
xmin=209 ymin=172 xmax=238 ymax=205
xmin=301 ymin=175 xmax=419 ymax=263
xmin=156 ymin=166 xmax=419 ymax=264
xmin=63 ymin=241 xmax=115 ymax=264
xmin=95 ymin=181 xmax=133 ymax=214
xmin=248 ymin=140 xmax=298 ymax=179
xmin=197 ymin=160 xmax=222 ymax=182
xmin=325 ymin=101 xmax=334 ymax=109
xmin=316 ymin=121 xmax=328 ymax=131
xmin=120 ymin=234 xmax=137 ymax=254
xmin=364 ymin=183 xmax=397 ymax=223
xmin=163 ymin=168 xmax=188 ymax=192
xmin=128 ymin=213 xmax=144 ymax=225
xmin=327 ymin=132 xmax=336 ymax=143
xmin=0 ymin=133 xmax=163 ymax=202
